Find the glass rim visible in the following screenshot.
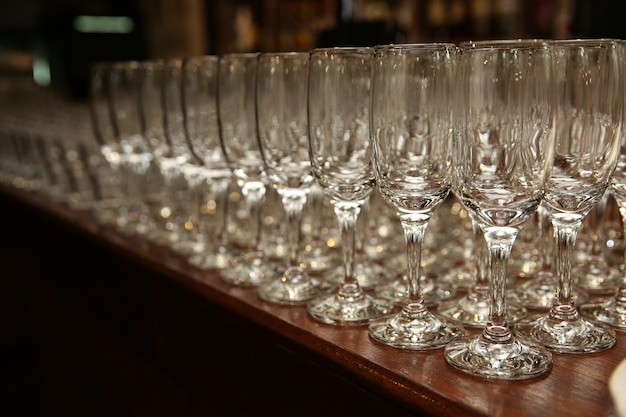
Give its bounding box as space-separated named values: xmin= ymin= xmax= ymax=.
xmin=184 ymin=54 xmax=219 ymax=62
xmin=220 ymin=52 xmax=260 ymax=59
xmin=374 ymin=42 xmax=456 ymax=50
xmin=548 ymin=38 xmax=620 ymax=48
xmin=258 ymin=51 xmax=309 ymax=57
xmin=309 ymin=46 xmax=374 ymax=54
xmin=459 ymin=39 xmax=550 ymax=50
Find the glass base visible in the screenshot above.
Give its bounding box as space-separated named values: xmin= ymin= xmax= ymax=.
xmin=188 ymin=244 xmax=235 ymax=270
xmin=444 ymin=331 xmax=553 ymax=380
xmin=437 ymin=263 xmax=476 ymax=290
xmin=257 ymin=266 xmax=336 ymax=305
xmin=302 ymin=239 xmax=340 ymax=273
xmin=374 ymin=275 xmax=455 ymax=307
xmin=220 ymin=250 xmax=275 ymax=287
xmin=307 ymin=283 xmax=395 ymax=326
xmin=325 ymin=261 xmax=392 ymax=291
xmin=508 ymin=271 xmax=590 ymax=310
xmin=438 ymin=287 xmax=527 ymax=327
xmin=573 ymin=259 xmax=622 ymax=295
xmin=171 ymin=238 xmax=204 ymax=257
xmin=514 ymin=306 xmax=617 ymax=353
xmin=580 ymin=293 xmax=626 ymax=330
xmin=368 ymin=303 xmax=464 ymax=350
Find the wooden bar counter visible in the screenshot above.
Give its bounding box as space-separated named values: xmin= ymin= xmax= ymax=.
xmin=0 ymin=185 xmax=624 ymax=417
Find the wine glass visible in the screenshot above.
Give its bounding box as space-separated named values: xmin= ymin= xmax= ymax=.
xmin=217 ymin=52 xmax=275 ymax=287
xmin=108 ymin=60 xmax=154 ymax=237
xmin=578 ymin=39 xmax=626 ymax=332
xmin=509 ymin=201 xmax=590 ymax=309
xmin=306 ymin=46 xmax=395 ymax=325
xmin=444 ymin=40 xmax=554 ymax=379
xmin=514 ymin=39 xmax=621 ymax=353
xmin=581 ymin=187 xmax=626 ymax=330
xmin=159 ymin=57 xmax=209 ymax=256
xmin=181 ymin=55 xmax=236 ymax=271
xmin=88 ymin=62 xmax=127 ymax=226
xmin=366 ymin=43 xmax=464 ymax=349
xmin=254 ymin=52 xmax=335 ymax=304
xmin=136 ymin=58 xmax=188 ymax=247
xmin=572 ymin=191 xmax=622 ymax=294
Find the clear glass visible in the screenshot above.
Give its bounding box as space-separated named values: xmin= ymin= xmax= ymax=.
xmin=514 ymin=39 xmax=620 ymax=353
xmin=255 ymin=52 xmax=335 ymax=304
xmin=438 ymin=217 xmax=528 ymax=326
xmin=159 ymin=57 xmax=208 ymax=256
xmin=509 ymin=202 xmax=589 ymax=309
xmin=572 ymin=192 xmax=622 ymax=294
xmin=306 ymin=47 xmax=394 ymax=325
xmin=366 ymin=43 xmax=464 ymax=349
xmin=218 ymin=53 xmax=274 ymax=287
xmin=579 ymin=40 xmax=626 ymax=332
xmin=301 ymin=182 xmax=340 ymax=273
xmin=88 ymin=62 xmax=127 ymax=226
xmin=108 ymin=60 xmax=154 ymax=237
xmin=444 ymin=40 xmax=554 ymax=379
xmin=182 ymin=55 xmax=237 ymax=271
xmin=137 ymin=58 xmax=187 ymax=248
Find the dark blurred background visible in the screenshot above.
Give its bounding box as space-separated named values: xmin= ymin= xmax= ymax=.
xmin=0 ymin=0 xmax=624 ymax=98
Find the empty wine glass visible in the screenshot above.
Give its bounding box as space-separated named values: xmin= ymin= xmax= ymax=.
xmin=89 ymin=62 xmax=126 ymax=226
xmin=160 ymin=57 xmax=210 ymax=256
xmin=578 ymin=39 xmax=626 ymax=332
xmin=581 ymin=187 xmax=626 ymax=330
xmin=108 ymin=60 xmax=154 ymax=237
xmin=306 ymin=47 xmax=395 ymax=325
xmin=444 ymin=40 xmax=554 ymax=379
xmin=181 ymin=55 xmax=236 ymax=271
xmin=366 ymin=43 xmax=464 ymax=349
xmin=509 ymin=201 xmax=590 ymax=309
xmin=254 ymin=52 xmax=335 ymax=304
xmin=573 ymin=191 xmax=622 ymax=294
xmin=514 ymin=39 xmax=621 ymax=353
xmin=137 ymin=58 xmax=188 ymax=247
xmin=218 ymin=52 xmax=275 ymax=286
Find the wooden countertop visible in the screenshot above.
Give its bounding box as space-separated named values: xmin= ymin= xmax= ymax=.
xmin=0 ymin=185 xmax=623 ymax=417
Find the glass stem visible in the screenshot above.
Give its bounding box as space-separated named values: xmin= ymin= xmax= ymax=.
xmin=309 ymin=185 xmax=323 ymax=240
xmin=473 ymin=220 xmax=488 ymax=287
xmin=334 ymin=201 xmax=363 ymax=286
xmin=538 ymin=204 xmax=553 ymax=273
xmin=213 ymin=177 xmax=231 ymax=246
xmin=615 ymin=204 xmax=626 ymax=299
xmin=241 ymin=182 xmax=266 ymax=252
xmin=281 ymin=191 xmax=307 ymax=267
xmin=550 ymin=217 xmax=582 ymax=318
xmin=400 ymin=218 xmax=428 ymax=303
xmin=589 ymin=193 xmax=608 ymax=257
xmin=482 ymin=226 xmax=517 ymax=343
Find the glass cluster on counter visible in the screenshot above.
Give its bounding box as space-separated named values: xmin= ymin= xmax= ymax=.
xmin=1 ymin=39 xmax=625 ymax=382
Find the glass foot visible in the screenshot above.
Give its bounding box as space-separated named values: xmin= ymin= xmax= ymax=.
xmin=438 ymin=287 xmax=527 ymax=327
xmin=188 ymin=244 xmax=235 ymax=270
xmin=444 ymin=330 xmax=553 ymax=380
xmin=220 ymin=250 xmax=275 ymax=287
xmin=574 ymin=259 xmax=622 ymax=295
xmin=302 ymin=239 xmax=340 ymax=273
xmin=580 ymin=292 xmax=626 ymax=330
xmin=508 ymin=271 xmax=590 ymax=310
xmin=374 ymin=275 xmax=455 ymax=307
xmin=437 ymin=263 xmax=476 ymax=290
xmin=368 ymin=303 xmax=464 ymax=350
xmin=514 ymin=305 xmax=617 ymax=353
xmin=325 ymin=261 xmax=392 ymax=291
xmin=307 ymin=283 xmax=395 ymax=326
xmin=257 ymin=266 xmax=336 ymax=305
